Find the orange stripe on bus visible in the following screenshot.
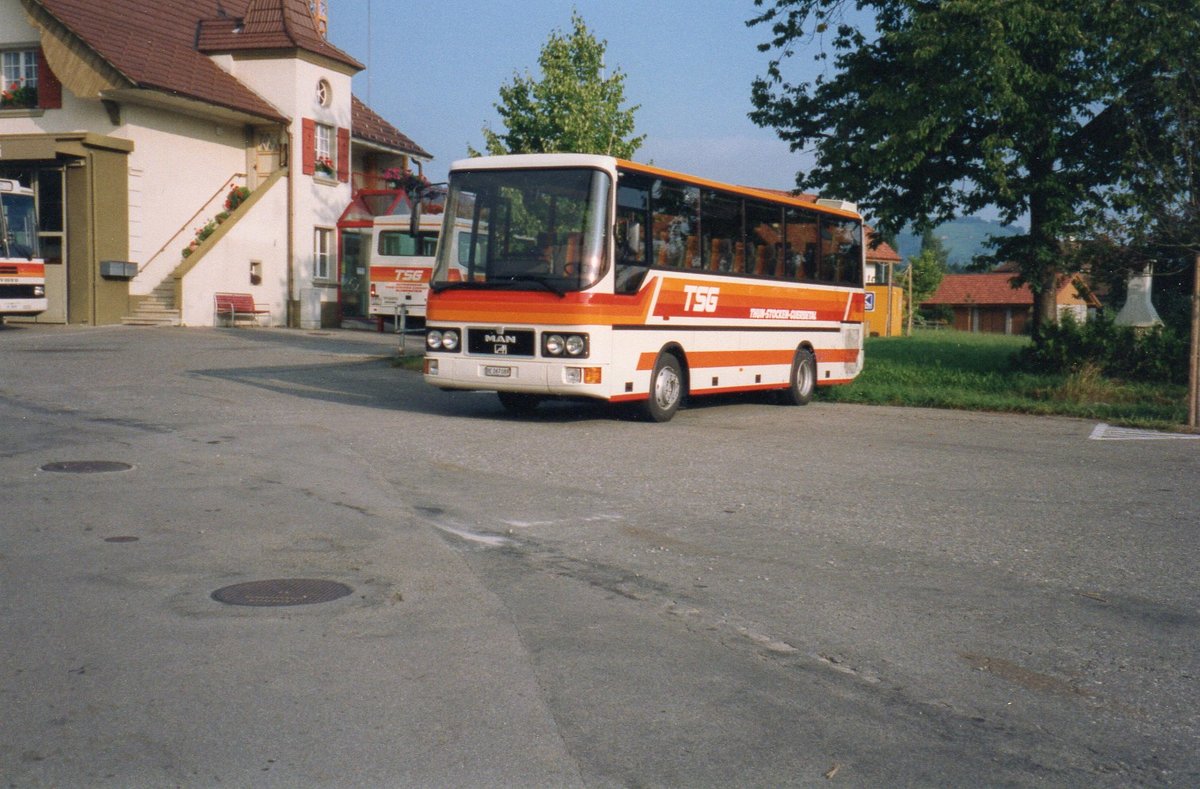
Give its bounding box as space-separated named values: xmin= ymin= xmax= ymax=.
xmin=0 ymin=262 xmax=45 ymax=277
xmin=636 ymin=349 xmax=795 ymax=371
xmin=687 ymin=350 xmax=794 ymax=369
xmin=816 ymin=349 xmax=860 ymax=363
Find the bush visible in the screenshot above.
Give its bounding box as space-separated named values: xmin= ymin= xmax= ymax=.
xmin=1018 ymin=312 xmax=1188 ymax=384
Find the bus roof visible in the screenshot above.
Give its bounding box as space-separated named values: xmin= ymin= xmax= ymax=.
xmin=448 ymin=153 xmax=861 ymax=220
xmin=0 ymin=178 xmax=34 ymax=195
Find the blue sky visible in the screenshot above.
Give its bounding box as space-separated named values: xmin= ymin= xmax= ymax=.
xmin=327 ymin=1 xmax=828 ymax=193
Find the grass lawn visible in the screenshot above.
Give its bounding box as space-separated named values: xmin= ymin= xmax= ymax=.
xmin=819 ymin=330 xmax=1189 ymax=429
xmin=397 ymin=329 xmax=1190 ymax=429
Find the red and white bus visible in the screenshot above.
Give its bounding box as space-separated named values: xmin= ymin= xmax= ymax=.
xmin=367 ymin=187 xmax=446 ymax=319
xmin=0 ymin=178 xmax=46 ymax=319
xmin=423 ymin=154 xmax=865 ymax=421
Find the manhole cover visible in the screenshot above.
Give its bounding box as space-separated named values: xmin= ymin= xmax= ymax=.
xmin=40 ymin=461 xmax=133 ymax=474
xmin=211 ymin=579 xmax=353 ymax=607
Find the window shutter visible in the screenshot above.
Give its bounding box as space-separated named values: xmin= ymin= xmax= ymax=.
xmin=337 ymin=126 xmax=351 ymax=183
xmin=36 ymin=49 xmax=62 ymax=109
xmin=301 ymin=118 xmax=316 ymax=175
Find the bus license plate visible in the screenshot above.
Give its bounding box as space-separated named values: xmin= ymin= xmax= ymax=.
xmin=484 ymin=365 xmax=512 ymax=378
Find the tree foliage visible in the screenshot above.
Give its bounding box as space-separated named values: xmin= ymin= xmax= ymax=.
xmin=1085 ymin=0 xmax=1200 ymax=327
xmin=907 ymin=229 xmax=947 ymax=307
xmin=747 ymin=0 xmax=1200 ymax=333
xmin=476 ymin=13 xmax=645 ymax=159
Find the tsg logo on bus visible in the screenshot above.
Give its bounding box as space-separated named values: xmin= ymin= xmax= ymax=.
xmin=683 ymin=285 xmax=720 ymax=313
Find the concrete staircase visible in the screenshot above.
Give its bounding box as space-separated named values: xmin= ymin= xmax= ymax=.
xmin=121 ymin=280 xmax=181 ymax=326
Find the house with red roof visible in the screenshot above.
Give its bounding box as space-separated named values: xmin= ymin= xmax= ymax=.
xmin=0 ymin=0 xmax=431 ymax=326
xmin=922 ymin=272 xmax=1100 ymax=334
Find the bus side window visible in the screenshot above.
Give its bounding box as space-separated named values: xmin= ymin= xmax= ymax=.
xmin=747 ymin=201 xmax=781 ymax=277
xmin=826 ymin=218 xmax=863 ymax=286
xmin=652 ymin=180 xmax=699 ymax=269
xmin=616 ymin=172 xmax=652 ymax=293
xmin=786 ymin=207 xmax=819 ymax=281
xmin=700 ymin=189 xmax=741 ymax=273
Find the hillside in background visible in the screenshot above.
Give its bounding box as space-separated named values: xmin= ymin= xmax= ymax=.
xmin=892 ymin=217 xmax=1024 ymax=268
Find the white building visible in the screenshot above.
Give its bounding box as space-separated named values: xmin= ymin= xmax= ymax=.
xmin=0 ymin=0 xmax=431 ymax=327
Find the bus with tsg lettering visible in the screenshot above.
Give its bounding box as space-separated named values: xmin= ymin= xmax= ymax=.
xmin=367 ymin=186 xmax=446 ymax=319
xmin=423 ymin=154 xmax=865 ymax=421
xmin=0 ymin=178 xmax=46 ymax=319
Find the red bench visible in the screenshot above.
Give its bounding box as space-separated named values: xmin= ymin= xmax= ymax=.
xmin=214 ymin=292 xmax=269 ymax=326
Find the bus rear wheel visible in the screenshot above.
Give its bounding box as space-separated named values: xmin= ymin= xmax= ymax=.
xmin=497 ymin=391 xmax=541 ymax=415
xmin=641 ymin=353 xmax=683 ymax=422
xmin=781 ymin=347 xmax=816 ymax=406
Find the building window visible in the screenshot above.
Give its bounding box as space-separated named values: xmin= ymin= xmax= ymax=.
xmin=1 ymin=49 xmax=38 ymax=109
xmin=314 ymin=123 xmax=335 ymax=179
xmin=314 ymin=227 xmax=335 ymax=281
xmin=302 ymin=118 xmax=348 ymax=182
xmin=316 ymin=79 xmax=332 ymax=107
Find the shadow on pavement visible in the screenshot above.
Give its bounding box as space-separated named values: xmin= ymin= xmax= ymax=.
xmin=190 ymin=357 xmax=622 ymax=423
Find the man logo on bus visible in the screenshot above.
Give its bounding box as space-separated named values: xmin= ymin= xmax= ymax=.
xmin=683 ymin=285 xmax=720 ymax=313
xmin=485 ymin=333 xmax=517 ymax=344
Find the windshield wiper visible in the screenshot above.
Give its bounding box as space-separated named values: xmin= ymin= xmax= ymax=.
xmin=497 ymin=276 xmax=567 ymax=297
xmin=431 ymin=276 xmax=567 ymax=297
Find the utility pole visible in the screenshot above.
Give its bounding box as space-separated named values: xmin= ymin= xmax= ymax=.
xmin=907 ymin=262 xmax=914 ymax=336
xmin=885 ymin=261 xmax=894 ymax=337
xmin=1189 ymin=252 xmax=1199 ymax=430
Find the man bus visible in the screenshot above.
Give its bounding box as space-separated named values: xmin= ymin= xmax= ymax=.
xmin=423 ymin=154 xmax=865 ymax=422
xmin=0 ymin=178 xmax=46 ymax=319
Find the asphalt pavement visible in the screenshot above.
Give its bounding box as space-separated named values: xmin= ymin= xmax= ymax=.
xmin=1 ymin=323 xmax=1197 ymax=788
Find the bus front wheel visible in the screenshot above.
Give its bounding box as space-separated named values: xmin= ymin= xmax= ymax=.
xmin=781 ymin=347 xmax=816 ymax=406
xmin=641 ymin=353 xmax=683 ymax=422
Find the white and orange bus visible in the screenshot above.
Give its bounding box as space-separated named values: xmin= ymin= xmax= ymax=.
xmin=0 ymin=178 xmax=46 ymax=319
xmin=423 ymin=154 xmax=865 ymax=421
xmin=367 ymin=187 xmax=446 ymax=320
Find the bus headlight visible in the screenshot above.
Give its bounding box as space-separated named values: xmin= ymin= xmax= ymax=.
xmin=565 ymin=334 xmax=587 ymax=357
xmin=427 ymin=328 xmax=460 ymax=352
xmin=33 ymin=285 xmax=45 ymax=297
xmin=543 ymin=332 xmax=588 ymax=358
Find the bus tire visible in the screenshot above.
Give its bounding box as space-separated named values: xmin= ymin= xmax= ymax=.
xmin=497 ymin=391 xmax=541 ymax=415
xmin=641 ymin=353 xmax=684 ymax=422
xmin=781 ymin=347 xmax=816 ymax=406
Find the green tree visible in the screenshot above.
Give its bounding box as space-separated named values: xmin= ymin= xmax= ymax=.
xmin=475 ymin=13 xmax=645 ymax=158
xmin=908 ymin=229 xmax=947 ymax=307
xmin=1095 ymin=0 xmax=1200 ymax=424
xmin=747 ymin=0 xmax=1174 ymax=335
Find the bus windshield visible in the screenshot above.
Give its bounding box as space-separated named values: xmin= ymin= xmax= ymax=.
xmin=1 ymin=191 xmax=40 ymax=260
xmin=431 ymin=167 xmax=610 ymax=295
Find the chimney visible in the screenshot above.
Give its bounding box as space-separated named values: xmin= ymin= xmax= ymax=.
xmin=309 ymin=0 xmax=328 ymax=38
xmin=1114 ymin=264 xmax=1164 ymax=329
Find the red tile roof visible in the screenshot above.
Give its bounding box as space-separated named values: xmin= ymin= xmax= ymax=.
xmin=865 ymin=237 xmax=902 ymax=263
xmin=196 ymin=0 xmax=362 ymax=70
xmin=28 ymin=0 xmax=360 ymax=122
xmin=925 ymin=273 xmax=1033 ymax=306
xmin=351 ymin=95 xmax=432 ymax=160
